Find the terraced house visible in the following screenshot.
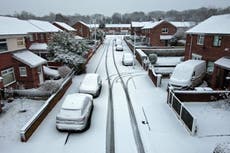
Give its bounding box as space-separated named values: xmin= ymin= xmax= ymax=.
xmin=184 ymin=14 xmax=230 ymax=89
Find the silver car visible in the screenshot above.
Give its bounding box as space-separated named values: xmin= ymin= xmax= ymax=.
xmin=79 ymin=73 xmax=102 ymax=97
xmin=56 ymin=93 xmax=93 ymax=132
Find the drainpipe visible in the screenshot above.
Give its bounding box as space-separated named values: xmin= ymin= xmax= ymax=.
xmin=189 ymin=34 xmax=193 ymax=59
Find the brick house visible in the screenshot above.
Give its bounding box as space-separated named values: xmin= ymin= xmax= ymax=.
xmin=0 ymin=16 xmax=47 ymax=91
xmin=184 ymin=14 xmax=230 ymax=89
xmin=131 ymin=21 xmax=153 ymax=36
xmin=72 ymin=21 xmax=91 ymax=39
xmin=141 ymin=20 xmax=177 ymax=46
xmin=25 ymin=19 xmax=62 ymax=58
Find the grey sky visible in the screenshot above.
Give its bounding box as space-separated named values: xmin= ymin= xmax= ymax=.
xmin=0 ymin=0 xmax=229 ymax=16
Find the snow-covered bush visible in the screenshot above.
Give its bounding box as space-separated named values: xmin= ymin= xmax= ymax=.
xmin=213 ymin=142 xmax=230 ymax=153
xmin=48 ymin=32 xmax=89 ymax=72
xmin=149 ymin=53 xmax=158 ymax=65
xmin=39 ymin=79 xmax=62 ymax=94
xmin=58 ymin=65 xmax=72 ymax=78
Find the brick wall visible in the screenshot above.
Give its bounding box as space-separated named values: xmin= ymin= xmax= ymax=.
xmin=72 ymin=22 xmax=90 ymax=39
xmin=185 ymin=34 xmax=230 ymax=61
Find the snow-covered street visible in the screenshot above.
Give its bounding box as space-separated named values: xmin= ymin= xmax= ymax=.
xmin=0 ymin=35 xmax=230 ymax=153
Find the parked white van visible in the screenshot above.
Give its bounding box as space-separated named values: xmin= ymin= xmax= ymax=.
xmin=169 ymin=60 xmax=206 ymax=89
xmin=56 ymin=93 xmax=93 ymax=132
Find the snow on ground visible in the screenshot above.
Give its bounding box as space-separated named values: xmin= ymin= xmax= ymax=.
xmin=156 ymin=57 xmax=182 ymax=66
xmin=0 ymin=35 xmax=230 ymax=153
xmin=0 ymin=99 xmax=45 ymax=142
xmin=184 ymin=100 xmax=230 ymax=137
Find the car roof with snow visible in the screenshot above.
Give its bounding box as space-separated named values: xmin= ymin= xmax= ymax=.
xmin=81 ymin=73 xmax=100 ymax=86
xmin=61 ymin=93 xmax=92 ymax=110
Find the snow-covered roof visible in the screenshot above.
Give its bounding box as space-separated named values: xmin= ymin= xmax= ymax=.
xmin=142 ymin=20 xmax=165 ymax=29
xmin=131 ymin=21 xmax=153 ymax=28
xmin=170 ymin=21 xmax=196 ymax=28
xmin=28 ymin=19 xmax=61 ymax=33
xmin=87 ymin=23 xmax=99 ymax=28
xmin=215 ymin=57 xmax=230 ymax=70
xmin=13 ymin=50 xmax=47 ymax=68
xmin=53 ymin=21 xmax=76 ymax=31
xmin=186 ymin=14 xmax=230 ymax=34
xmin=75 ymin=35 xmax=84 ymax=40
xmin=105 ymin=24 xmax=130 ymax=28
xmin=0 ymin=16 xmax=43 ymax=36
xmin=160 ymin=35 xmax=174 ymax=40
xmin=43 ymin=66 xmax=60 ymax=78
xmin=29 ymin=43 xmax=47 ymax=50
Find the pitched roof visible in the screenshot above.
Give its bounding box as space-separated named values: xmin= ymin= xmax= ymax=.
xmin=170 ymin=21 xmax=196 ymax=28
xmin=215 ymin=57 xmax=230 ymax=70
xmin=28 ymin=19 xmax=61 ymax=32
xmin=0 ymin=16 xmax=42 ymax=36
xmin=53 ymin=21 xmax=76 ymax=31
xmin=105 ymin=24 xmax=130 ymax=28
xmin=186 ymin=14 xmax=230 ymax=34
xmin=142 ymin=20 xmax=165 ymax=29
xmin=13 ymin=50 xmax=47 ymax=68
xmin=131 ymin=21 xmax=153 ymax=28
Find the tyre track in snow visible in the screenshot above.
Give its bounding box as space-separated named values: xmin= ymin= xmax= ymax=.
xmin=105 ymin=39 xmax=115 ymax=153
xmin=111 ymin=39 xmax=146 ymax=153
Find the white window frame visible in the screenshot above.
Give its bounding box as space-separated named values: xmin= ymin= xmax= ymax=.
xmin=19 ymin=67 xmax=27 ymax=77
xmin=161 ymin=28 xmax=168 ymax=34
xmin=1 ymin=67 xmax=16 ymax=87
xmin=17 ymin=37 xmax=24 ymax=46
xmin=213 ymin=35 xmax=222 ymax=47
xmin=29 ymin=35 xmax=34 ymax=41
xmin=197 ymin=35 xmax=204 ymax=45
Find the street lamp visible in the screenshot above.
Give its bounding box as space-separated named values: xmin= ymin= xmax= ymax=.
xmin=133 ymin=32 xmax=136 ymax=69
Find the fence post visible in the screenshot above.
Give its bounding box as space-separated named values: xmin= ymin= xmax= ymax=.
xmin=156 ymin=74 xmax=162 ymax=87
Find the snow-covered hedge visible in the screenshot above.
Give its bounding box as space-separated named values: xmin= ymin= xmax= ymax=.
xmin=149 ymin=53 xmax=158 ymax=65
xmin=10 ymin=79 xmax=63 ymax=98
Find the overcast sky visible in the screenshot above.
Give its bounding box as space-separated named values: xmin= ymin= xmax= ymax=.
xmin=0 ymin=0 xmax=229 ymax=16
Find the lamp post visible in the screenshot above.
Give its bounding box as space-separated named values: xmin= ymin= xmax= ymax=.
xmin=133 ymin=32 xmax=136 ymax=69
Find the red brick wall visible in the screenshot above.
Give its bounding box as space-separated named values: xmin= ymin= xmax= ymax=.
xmin=185 ymin=34 xmax=230 ymax=61
xmin=13 ymin=59 xmax=40 ymax=89
xmin=72 ymin=22 xmax=90 ymax=39
xmin=149 ymin=21 xmax=177 ymax=46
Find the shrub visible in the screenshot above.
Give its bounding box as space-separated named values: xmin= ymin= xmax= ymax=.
xmin=149 ymin=53 xmax=158 ymax=65
xmin=39 ymin=80 xmax=62 ymax=94
xmin=213 ymin=142 xmax=230 ymax=153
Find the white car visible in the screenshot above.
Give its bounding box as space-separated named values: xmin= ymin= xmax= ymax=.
xmin=56 ymin=93 xmax=93 ymax=132
xmin=116 ymin=44 xmax=123 ymax=51
xmin=122 ymin=53 xmax=134 ymax=66
xmin=79 ymin=73 xmax=102 ymax=97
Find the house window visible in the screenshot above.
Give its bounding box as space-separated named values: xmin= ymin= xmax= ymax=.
xmin=207 ymin=61 xmax=214 ymax=73
xmin=197 ymin=35 xmax=204 ymax=45
xmin=1 ymin=68 xmax=16 ymax=86
xmin=17 ymin=37 xmax=24 ymax=46
xmin=213 ymin=35 xmax=222 ymax=47
xmin=0 ymin=39 xmax=8 ymax=52
xmin=162 ymin=28 xmax=168 ymax=34
xmin=192 ymin=53 xmax=202 ymax=60
xmin=19 ymin=67 xmax=27 ymax=77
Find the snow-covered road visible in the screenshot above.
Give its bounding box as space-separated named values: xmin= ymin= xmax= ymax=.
xmin=1 ymin=35 xmax=230 ymax=153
